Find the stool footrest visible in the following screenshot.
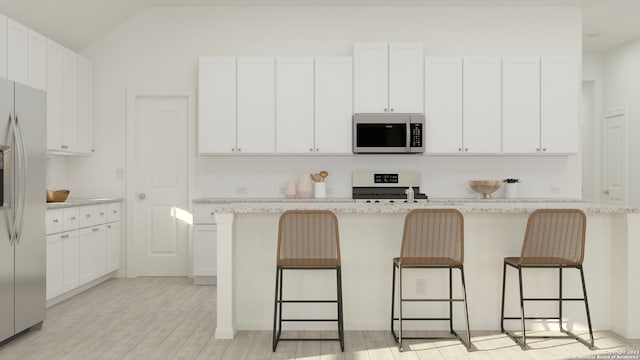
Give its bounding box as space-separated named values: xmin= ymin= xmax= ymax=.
xmin=503 ymin=329 xmax=594 ymax=350
xmin=278 ymin=337 xmax=341 ymax=342
xmin=281 ymin=318 xmax=339 ymax=322
xmin=402 ymin=298 xmax=464 ymax=302
xmin=503 ymin=316 xmax=561 ymax=321
xmin=522 ymin=297 xmax=585 ymax=301
xmin=278 ymin=300 xmax=338 ymax=303
xmin=393 ymin=317 xmax=451 ymax=321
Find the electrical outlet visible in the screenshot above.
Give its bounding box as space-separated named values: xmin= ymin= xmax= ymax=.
xmin=327 ymin=187 xmax=333 ymax=194
xmin=116 ymin=168 xmax=124 ymax=181
xmin=279 ymin=187 xmax=286 ymax=195
xmin=416 ymin=279 xmax=427 ymax=296
xmin=549 ymin=187 xmax=561 ymax=194
xmin=236 ymin=187 xmax=248 ymax=194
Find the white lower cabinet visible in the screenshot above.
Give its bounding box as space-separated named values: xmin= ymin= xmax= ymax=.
xmin=46 ymin=202 xmax=122 ymax=301
xmin=192 ymin=204 xmax=217 ymax=285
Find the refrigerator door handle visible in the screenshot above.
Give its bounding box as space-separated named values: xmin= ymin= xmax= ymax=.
xmin=0 ymin=142 xmax=13 ymax=246
xmin=8 ymin=113 xmax=18 ymax=245
xmin=14 ymin=113 xmax=27 ymax=245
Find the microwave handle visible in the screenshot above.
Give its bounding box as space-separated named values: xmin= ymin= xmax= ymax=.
xmin=406 ymin=120 xmax=411 ymax=152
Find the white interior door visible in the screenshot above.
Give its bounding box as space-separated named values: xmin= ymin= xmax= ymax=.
xmin=134 ymin=96 xmax=188 ymax=276
xmin=603 ymin=110 xmax=627 ymax=205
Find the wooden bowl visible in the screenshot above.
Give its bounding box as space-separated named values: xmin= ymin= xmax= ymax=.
xmin=46 ymin=190 xmax=70 ymax=203
xmin=468 ymin=180 xmax=501 ymax=199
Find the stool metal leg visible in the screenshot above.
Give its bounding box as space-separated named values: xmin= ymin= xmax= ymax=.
xmin=390 ymin=262 xmax=397 ymax=339
xmin=399 ymin=264 xmax=404 ymax=352
xmin=518 ymin=267 xmax=527 ymax=349
xmin=500 ymin=262 xmax=507 ymax=333
xmin=272 ymin=267 xmax=282 ymax=351
xmin=337 ymin=267 xmax=345 ymax=351
xmin=460 ymin=266 xmax=472 ymax=350
xmin=449 ymin=268 xmax=454 ymax=334
xmin=559 ymin=266 xmax=564 ymax=333
xmin=580 ymin=267 xmax=595 ymax=349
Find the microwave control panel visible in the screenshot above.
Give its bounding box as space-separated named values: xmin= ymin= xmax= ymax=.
xmin=410 ymin=123 xmax=423 ymax=148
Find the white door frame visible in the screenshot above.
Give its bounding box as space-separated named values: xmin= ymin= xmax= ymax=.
xmin=602 ymin=108 xmax=628 ymax=205
xmin=125 ymin=89 xmax=196 ymax=278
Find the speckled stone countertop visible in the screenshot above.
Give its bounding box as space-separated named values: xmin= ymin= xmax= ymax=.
xmin=46 ymin=198 xmax=123 ymax=210
xmin=192 ymin=198 xmax=637 ymax=214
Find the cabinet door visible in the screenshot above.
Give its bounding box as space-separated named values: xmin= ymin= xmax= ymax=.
xmin=63 ymin=207 xmax=80 ymax=232
xmin=77 ymin=55 xmax=94 ymax=154
xmin=0 ymin=15 xmax=7 ymax=78
xmin=106 ymin=222 xmax=120 ymax=272
xmin=92 ymin=226 xmax=107 ymax=278
xmin=314 ymin=57 xmax=353 ymax=154
xmin=27 ymin=30 xmax=46 ymax=90
xmin=388 ymin=42 xmax=423 ymax=113
xmin=236 ymin=57 xmax=275 ymax=153
xmin=198 ymin=57 xmax=237 ymax=154
xmin=62 ymin=47 xmax=78 ymax=152
xmin=46 ymin=234 xmax=64 ymax=300
xmin=541 ymin=57 xmax=579 ymax=154
xmin=79 ymin=205 xmax=96 ymax=228
xmin=94 ymin=204 xmax=107 ymax=225
xmin=463 ymin=57 xmax=502 ymax=154
xmin=63 ymin=231 xmax=79 ymax=292
xmin=106 ymin=202 xmax=121 ymax=223
xmin=276 ymin=57 xmax=315 ymax=154
xmin=193 ymin=225 xmax=216 ymax=276
xmin=46 ymin=209 xmax=64 ymax=235
xmin=7 ymin=19 xmax=28 ymax=84
xmin=425 ymin=57 xmax=463 ymax=154
xmin=78 ymin=228 xmax=93 ymax=285
xmin=354 ymin=42 xmax=388 ymax=113
xmin=502 ymin=57 xmax=541 ymax=154
xmin=47 ymin=40 xmax=64 ymax=152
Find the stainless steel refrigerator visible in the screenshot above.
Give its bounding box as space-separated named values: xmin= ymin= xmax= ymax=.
xmin=0 ymin=77 xmax=46 ymax=343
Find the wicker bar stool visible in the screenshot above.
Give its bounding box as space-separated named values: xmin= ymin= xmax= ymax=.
xmin=390 ymin=209 xmax=471 ymax=351
xmin=272 ymin=210 xmax=344 ymax=352
xmin=500 ymin=209 xmax=594 ymax=349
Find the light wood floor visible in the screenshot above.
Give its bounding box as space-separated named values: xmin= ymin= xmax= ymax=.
xmin=0 ymin=277 xmax=638 ymax=359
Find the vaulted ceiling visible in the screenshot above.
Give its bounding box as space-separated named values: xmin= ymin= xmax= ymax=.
xmin=0 ymin=0 xmax=638 ymax=53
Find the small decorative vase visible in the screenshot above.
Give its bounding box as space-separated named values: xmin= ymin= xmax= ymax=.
xmin=297 ymin=174 xmax=312 ymax=199
xmin=314 ymin=182 xmax=327 ymax=199
xmin=504 ymin=183 xmax=518 ymax=199
xmin=285 ymin=180 xmax=297 ymax=199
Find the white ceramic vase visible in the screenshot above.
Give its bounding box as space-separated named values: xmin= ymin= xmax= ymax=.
xmin=314 ymin=182 xmax=327 ymax=199
xmin=285 ymin=180 xmax=297 ymax=198
xmin=504 ymin=183 xmax=518 ymax=199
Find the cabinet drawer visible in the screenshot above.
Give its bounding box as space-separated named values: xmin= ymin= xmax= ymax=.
xmin=46 ymin=209 xmax=64 ymax=234
xmin=79 ymin=206 xmax=96 ymax=228
xmin=193 ymin=204 xmax=217 ymax=224
xmin=63 ymin=207 xmax=79 ymax=231
xmin=94 ymin=204 xmax=107 ymax=224
xmin=106 ymin=202 xmax=121 ymax=222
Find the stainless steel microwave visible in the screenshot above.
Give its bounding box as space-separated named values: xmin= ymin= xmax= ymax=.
xmin=352 ymin=113 xmax=425 ymax=154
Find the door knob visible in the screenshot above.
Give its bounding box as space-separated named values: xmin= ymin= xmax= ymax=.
xmin=139 ymin=193 xmax=146 ymax=200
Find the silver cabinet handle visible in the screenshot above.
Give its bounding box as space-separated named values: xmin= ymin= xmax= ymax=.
xmin=53 ymin=219 xmax=59 ymax=223
xmin=139 ymin=193 xmax=146 ymax=200
xmin=71 ymin=216 xmax=76 ymax=220
xmin=604 ymin=190 xmax=610 ymax=195
xmin=390 ymin=108 xmax=394 ymax=112
xmin=384 ymin=108 xmax=388 ymax=112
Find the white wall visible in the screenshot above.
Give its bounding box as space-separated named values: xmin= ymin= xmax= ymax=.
xmin=61 ymin=6 xmax=582 ymax=200
xmin=602 ymin=38 xmax=640 ymax=207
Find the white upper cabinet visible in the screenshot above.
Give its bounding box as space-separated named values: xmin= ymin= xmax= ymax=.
xmin=425 ymin=57 xmax=463 ymax=154
xmin=62 ymin=47 xmax=78 ymax=152
xmin=198 ymin=57 xmax=237 ymax=154
xmin=77 ymin=55 xmax=94 ymax=154
xmin=7 ymin=18 xmax=28 ymax=85
xmin=314 ymin=56 xmax=353 ymax=154
xmin=388 ymin=43 xmax=424 ymax=114
xmin=354 ymin=42 xmax=423 ymax=113
xmin=275 ymin=57 xmax=315 ymax=154
xmin=463 ymin=57 xmax=502 ymax=154
xmin=236 ymin=57 xmax=275 ymax=154
xmin=47 ymin=40 xmax=64 ymax=151
xmin=541 ymin=57 xmax=579 ymax=154
xmin=0 ymin=15 xmax=7 ymax=78
xmin=27 ymin=30 xmax=46 ymax=90
xmin=502 ymin=57 xmax=541 ymax=154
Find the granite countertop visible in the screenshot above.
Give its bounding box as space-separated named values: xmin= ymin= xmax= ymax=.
xmin=192 ymin=198 xmax=637 ymax=214
xmin=46 ymin=197 xmax=124 ymax=209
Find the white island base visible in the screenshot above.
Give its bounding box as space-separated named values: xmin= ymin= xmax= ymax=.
xmin=209 ymin=202 xmax=640 ymax=342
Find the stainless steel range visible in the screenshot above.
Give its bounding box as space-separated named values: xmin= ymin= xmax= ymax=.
xmin=352 ymin=171 xmax=428 ymax=204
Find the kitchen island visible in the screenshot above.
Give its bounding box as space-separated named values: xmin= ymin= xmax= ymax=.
xmin=192 ymin=199 xmax=640 ymax=341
